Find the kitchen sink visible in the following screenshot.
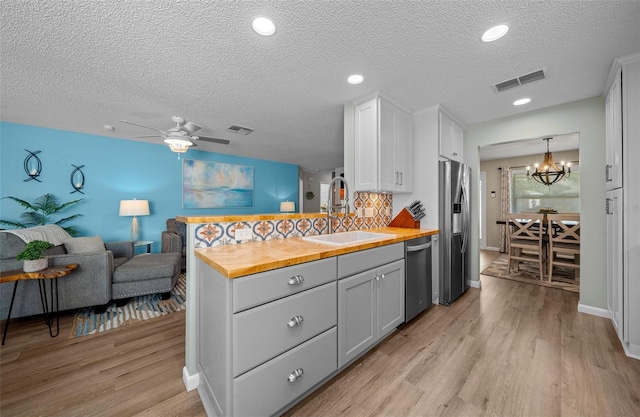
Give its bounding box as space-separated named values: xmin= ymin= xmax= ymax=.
xmin=302 ymin=231 xmax=394 ymax=246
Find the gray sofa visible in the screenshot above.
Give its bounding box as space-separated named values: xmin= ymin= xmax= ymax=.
xmin=162 ymin=218 xmax=187 ymax=270
xmin=0 ymin=231 xmax=133 ymax=319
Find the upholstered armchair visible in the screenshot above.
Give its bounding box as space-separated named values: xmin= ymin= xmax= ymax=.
xmin=161 ymin=218 xmax=186 ymax=270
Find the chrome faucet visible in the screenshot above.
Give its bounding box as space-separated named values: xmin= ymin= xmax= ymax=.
xmin=327 ymin=176 xmax=349 ymax=234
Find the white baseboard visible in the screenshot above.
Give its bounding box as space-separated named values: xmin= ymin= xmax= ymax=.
xmin=469 ymin=279 xmax=482 ymax=288
xmin=183 ymin=366 xmax=200 ymax=392
xmin=577 ymin=303 xmax=611 ymax=319
xmin=480 ymin=246 xmax=500 ymax=252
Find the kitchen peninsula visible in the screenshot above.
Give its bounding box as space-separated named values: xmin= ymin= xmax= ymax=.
xmin=178 ymin=213 xmax=437 ymax=417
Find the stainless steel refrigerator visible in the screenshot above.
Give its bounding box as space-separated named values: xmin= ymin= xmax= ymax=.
xmin=439 ymin=159 xmax=471 ymax=305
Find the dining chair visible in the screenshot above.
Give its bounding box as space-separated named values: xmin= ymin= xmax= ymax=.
xmin=547 ymin=214 xmax=580 ymax=282
xmin=506 ymin=213 xmax=546 ymax=280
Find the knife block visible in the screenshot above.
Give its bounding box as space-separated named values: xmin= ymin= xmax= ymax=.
xmin=388 ymin=207 xmax=421 ymax=229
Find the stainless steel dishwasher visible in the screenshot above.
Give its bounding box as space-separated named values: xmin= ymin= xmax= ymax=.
xmin=405 ymin=236 xmax=432 ymax=322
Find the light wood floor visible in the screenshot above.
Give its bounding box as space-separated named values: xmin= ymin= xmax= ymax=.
xmin=2 ymin=253 xmax=639 ymax=417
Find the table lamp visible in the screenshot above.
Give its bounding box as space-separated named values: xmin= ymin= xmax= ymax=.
xmin=280 ymin=201 xmax=295 ymax=213
xmin=119 ymin=199 xmax=150 ymax=242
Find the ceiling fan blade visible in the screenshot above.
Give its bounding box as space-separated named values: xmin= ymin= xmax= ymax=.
xmin=120 ymin=119 xmax=163 ymax=132
xmin=182 ymin=122 xmax=201 ymax=134
xmin=198 ymin=136 xmax=231 ymax=145
xmin=134 ymin=134 xmax=163 ymax=138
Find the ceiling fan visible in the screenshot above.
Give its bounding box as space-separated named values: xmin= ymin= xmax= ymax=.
xmin=119 ymin=116 xmax=230 ymax=156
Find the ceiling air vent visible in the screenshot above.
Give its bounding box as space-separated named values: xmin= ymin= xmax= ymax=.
xmin=226 ymin=125 xmax=254 ymax=135
xmin=491 ymin=67 xmax=548 ymax=93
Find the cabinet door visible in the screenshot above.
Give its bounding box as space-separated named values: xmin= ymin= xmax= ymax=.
xmin=354 ymin=98 xmax=379 ymax=191
xmin=452 ymin=121 xmax=464 ymax=162
xmin=338 ymin=269 xmax=376 ymax=368
xmin=606 ymin=67 xmax=622 ymax=190
xmin=379 ymin=97 xmax=398 ymax=191
xmin=376 ymin=260 xmax=405 ymax=337
xmin=396 ymin=108 xmax=413 ymax=193
xmin=439 ymin=111 xmax=463 ymax=162
xmin=607 ymin=189 xmax=624 ymax=339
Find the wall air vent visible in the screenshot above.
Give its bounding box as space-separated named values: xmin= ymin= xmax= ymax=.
xmin=226 ymin=125 xmax=255 ymax=135
xmin=491 ymin=67 xmax=548 ymax=93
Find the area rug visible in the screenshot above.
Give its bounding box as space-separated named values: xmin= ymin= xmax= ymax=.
xmin=70 ymin=273 xmax=186 ymax=338
xmin=481 ymin=254 xmax=579 ymax=293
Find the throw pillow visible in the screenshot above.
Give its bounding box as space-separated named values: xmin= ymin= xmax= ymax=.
xmin=64 ymin=236 xmax=106 ymax=254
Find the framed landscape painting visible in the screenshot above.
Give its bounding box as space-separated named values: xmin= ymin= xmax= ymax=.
xmin=182 ymin=159 xmax=254 ymax=208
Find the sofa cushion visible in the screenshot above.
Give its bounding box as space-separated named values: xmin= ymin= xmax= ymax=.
xmin=44 ymin=245 xmax=66 ymax=256
xmin=64 ymin=236 xmax=106 ymax=254
xmin=113 ymin=252 xmax=181 ymax=283
xmin=0 ymin=232 xmax=27 ymax=259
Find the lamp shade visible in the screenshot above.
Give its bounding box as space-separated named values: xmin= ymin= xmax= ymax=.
xmin=280 ymin=201 xmax=295 ymax=212
xmin=119 ymin=199 xmax=150 ymax=216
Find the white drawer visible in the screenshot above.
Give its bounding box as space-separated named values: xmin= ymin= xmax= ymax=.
xmin=233 ymin=282 xmax=336 ymax=376
xmin=233 ymin=257 xmax=337 ymax=312
xmin=233 ymin=327 xmax=337 ymax=417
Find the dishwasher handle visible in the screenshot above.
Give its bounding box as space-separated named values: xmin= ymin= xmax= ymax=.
xmin=406 ymin=242 xmax=432 ymax=252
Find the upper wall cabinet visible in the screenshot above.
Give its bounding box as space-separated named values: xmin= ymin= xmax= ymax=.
xmin=605 ymin=66 xmax=623 ymax=191
xmin=439 ymin=110 xmax=464 ymax=162
xmin=354 ymin=95 xmax=413 ymax=193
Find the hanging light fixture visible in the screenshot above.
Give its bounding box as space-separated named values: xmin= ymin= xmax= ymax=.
xmin=527 ymin=137 xmax=571 ymax=186
xmin=164 ymin=134 xmax=193 ymax=158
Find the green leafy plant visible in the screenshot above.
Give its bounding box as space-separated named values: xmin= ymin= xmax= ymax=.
xmin=16 ymin=240 xmax=55 ymax=261
xmin=0 ymin=193 xmax=83 ymax=236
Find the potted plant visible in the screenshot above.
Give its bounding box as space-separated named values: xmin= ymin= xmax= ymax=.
xmin=16 ymin=240 xmax=55 ymax=272
xmin=0 ymin=193 xmax=83 ymax=236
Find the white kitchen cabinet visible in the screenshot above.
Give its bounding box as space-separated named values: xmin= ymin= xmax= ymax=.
xmin=605 ymin=66 xmax=623 ymax=190
xmin=354 ymin=94 xmax=412 ymax=193
xmin=606 ymin=188 xmax=623 ymax=336
xmin=606 ymin=52 xmax=640 ymax=358
xmin=439 ymin=110 xmax=464 ymax=162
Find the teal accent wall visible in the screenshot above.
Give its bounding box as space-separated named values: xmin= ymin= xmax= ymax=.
xmin=0 ymin=122 xmax=299 ymax=252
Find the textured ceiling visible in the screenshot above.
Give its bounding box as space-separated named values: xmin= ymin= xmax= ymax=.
xmin=1 ymin=1 xmax=639 ymax=171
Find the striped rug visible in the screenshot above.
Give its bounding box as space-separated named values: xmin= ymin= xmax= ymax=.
xmin=70 ymin=273 xmax=186 ymax=338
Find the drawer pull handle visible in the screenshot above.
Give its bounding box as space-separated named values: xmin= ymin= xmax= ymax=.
xmin=287 ymin=315 xmax=304 ymax=328
xmin=288 ymin=275 xmax=304 ymax=285
xmin=287 ymin=368 xmax=304 ymax=383
xmin=380 ymin=273 xmax=385 ymax=280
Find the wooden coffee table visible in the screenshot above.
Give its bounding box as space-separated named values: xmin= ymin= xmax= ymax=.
xmin=1 ymin=264 xmax=78 ymax=345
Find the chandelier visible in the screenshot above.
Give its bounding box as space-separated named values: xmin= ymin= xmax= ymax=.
xmin=527 ymin=137 xmax=571 ymax=186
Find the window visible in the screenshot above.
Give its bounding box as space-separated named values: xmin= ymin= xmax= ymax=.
xmin=511 ymin=167 xmax=580 ymax=213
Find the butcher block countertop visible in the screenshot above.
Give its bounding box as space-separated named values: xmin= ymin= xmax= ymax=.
xmin=195 ymin=227 xmax=439 ymax=278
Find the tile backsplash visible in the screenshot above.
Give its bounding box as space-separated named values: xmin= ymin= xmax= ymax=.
xmin=193 ymin=192 xmax=393 ymax=248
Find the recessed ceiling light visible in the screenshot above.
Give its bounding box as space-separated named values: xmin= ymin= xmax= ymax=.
xmin=347 ymin=74 xmax=364 ymax=85
xmin=482 ymin=24 xmax=509 ymax=42
xmin=513 ymin=98 xmax=531 ymax=106
xmin=252 ymin=16 xmax=276 ymax=36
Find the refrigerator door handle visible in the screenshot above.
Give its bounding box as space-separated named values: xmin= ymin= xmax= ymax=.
xmin=460 ymin=182 xmax=469 ymax=253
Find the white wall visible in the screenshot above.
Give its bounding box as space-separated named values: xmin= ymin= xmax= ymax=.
xmin=464 ymin=96 xmax=607 ymax=309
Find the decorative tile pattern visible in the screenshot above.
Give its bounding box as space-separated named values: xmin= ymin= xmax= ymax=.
xmin=190 ymin=192 xmax=393 ymax=247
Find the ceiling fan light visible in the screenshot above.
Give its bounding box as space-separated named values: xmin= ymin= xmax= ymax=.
xmin=164 ymin=137 xmax=193 ymax=147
